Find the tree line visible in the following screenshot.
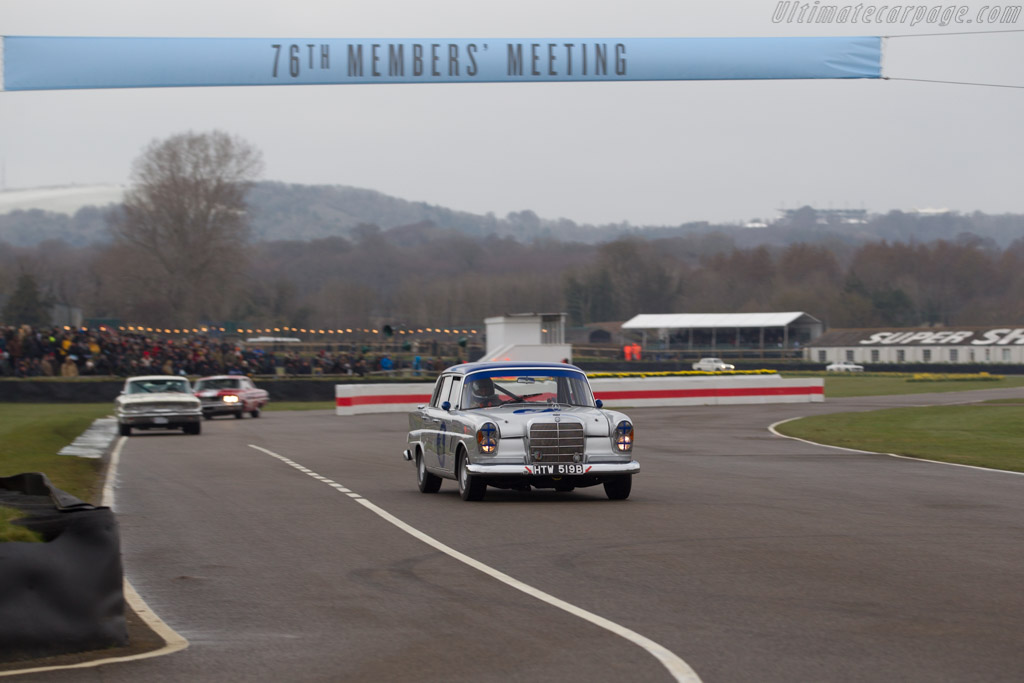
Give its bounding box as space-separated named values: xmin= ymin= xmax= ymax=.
xmin=6 ymin=221 xmax=1024 ymax=332
xmin=2 ymin=131 xmax=1023 ymax=332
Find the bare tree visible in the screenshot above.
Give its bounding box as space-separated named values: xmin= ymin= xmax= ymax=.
xmin=108 ymin=130 xmax=263 ymax=326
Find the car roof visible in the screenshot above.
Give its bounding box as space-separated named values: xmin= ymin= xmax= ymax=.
xmin=441 ymin=361 xmax=584 ymax=376
xmin=126 ymin=375 xmax=189 ymax=382
xmin=195 ymin=375 xmax=243 ymax=381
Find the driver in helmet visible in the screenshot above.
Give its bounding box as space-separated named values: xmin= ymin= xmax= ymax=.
xmin=469 ymin=377 xmax=500 ymax=408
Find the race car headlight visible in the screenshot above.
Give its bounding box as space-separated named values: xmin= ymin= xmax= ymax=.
xmin=614 ymin=421 xmax=634 ymax=452
xmin=222 ymin=395 xmax=240 ymax=404
xmin=476 ymin=422 xmax=498 ymax=454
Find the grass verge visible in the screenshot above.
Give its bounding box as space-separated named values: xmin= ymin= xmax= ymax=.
xmin=0 ymin=506 xmax=44 ymax=543
xmin=0 ymin=404 xmax=111 ymax=503
xmin=775 ymin=402 xmax=1024 ymax=473
xmin=783 ymin=372 xmax=1024 ymax=398
xmin=1 ymin=403 xmax=110 ymax=543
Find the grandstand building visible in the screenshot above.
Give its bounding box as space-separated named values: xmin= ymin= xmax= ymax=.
xmin=806 ymin=327 xmax=1024 ymax=366
xmin=622 ymin=312 xmax=823 ymax=353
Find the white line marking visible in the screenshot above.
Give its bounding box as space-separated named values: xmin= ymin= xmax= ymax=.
xmin=769 ymin=417 xmax=1024 ymax=476
xmin=248 ymin=443 xmax=701 ymax=683
xmin=0 ymin=438 xmax=188 ymax=678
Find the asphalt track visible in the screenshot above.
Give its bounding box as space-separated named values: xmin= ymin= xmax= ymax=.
xmin=14 ymin=386 xmax=1024 ymax=682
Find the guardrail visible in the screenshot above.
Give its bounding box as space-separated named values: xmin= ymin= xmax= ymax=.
xmin=334 ymin=374 xmax=824 ymax=415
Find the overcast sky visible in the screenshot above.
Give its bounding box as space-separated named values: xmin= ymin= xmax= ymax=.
xmin=1 ymin=0 xmax=1022 ymax=226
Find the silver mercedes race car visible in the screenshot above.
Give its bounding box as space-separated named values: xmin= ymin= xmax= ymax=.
xmin=403 ymin=362 xmax=638 ymax=501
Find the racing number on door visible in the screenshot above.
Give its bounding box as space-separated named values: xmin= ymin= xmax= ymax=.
xmin=436 ymin=421 xmax=448 ymax=468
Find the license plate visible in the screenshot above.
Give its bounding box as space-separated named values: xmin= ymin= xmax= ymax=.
xmin=153 ymin=417 xmax=168 ymax=425
xmin=529 ymin=464 xmax=587 ymax=475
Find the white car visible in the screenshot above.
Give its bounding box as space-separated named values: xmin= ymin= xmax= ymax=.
xmin=403 ymin=362 xmax=639 ymax=501
xmin=826 ymin=361 xmax=865 ymax=372
xmin=692 ymin=357 xmax=735 ymax=372
xmin=115 ymin=375 xmax=202 ymax=436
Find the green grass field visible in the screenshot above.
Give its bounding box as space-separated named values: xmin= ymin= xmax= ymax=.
xmin=0 ymin=404 xmax=111 ymax=502
xmin=774 ymin=402 xmax=1024 ymax=473
xmin=773 ymin=372 xmax=1024 ymax=472
xmin=786 ymin=371 xmax=1024 ymax=398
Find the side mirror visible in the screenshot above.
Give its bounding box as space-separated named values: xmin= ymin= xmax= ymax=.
xmin=442 ymin=401 xmax=451 ymax=412
xmin=595 ymin=399 xmax=603 ymax=408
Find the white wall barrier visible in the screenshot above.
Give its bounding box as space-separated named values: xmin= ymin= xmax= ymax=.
xmin=589 ymin=375 xmax=823 ymax=408
xmin=336 ymin=383 xmax=434 ymax=416
xmin=335 ymin=375 xmax=823 ymax=415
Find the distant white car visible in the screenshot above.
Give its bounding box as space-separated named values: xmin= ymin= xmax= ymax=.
xmin=826 ymin=361 xmax=865 ymax=372
xmin=692 ymin=357 xmax=735 ymax=372
xmin=115 ymin=375 xmax=202 ymax=436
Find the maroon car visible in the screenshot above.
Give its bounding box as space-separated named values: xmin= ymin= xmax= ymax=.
xmin=193 ymin=375 xmax=269 ymax=419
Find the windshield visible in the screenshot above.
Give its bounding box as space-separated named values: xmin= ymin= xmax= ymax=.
xmin=127 ymin=379 xmax=190 ymax=394
xmin=461 ymin=369 xmax=595 ymax=410
xmin=195 ymin=378 xmax=241 ymax=391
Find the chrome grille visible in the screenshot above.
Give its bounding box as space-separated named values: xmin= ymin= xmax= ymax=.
xmin=527 ymin=422 xmax=584 ymax=463
xmin=135 ymin=401 xmax=195 ymax=412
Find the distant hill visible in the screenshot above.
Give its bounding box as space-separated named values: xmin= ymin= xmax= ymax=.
xmin=0 ymin=184 xmax=124 ymax=214
xmin=1 ymin=181 xmax=1022 ymax=249
xmin=0 ymin=181 xmax=641 ymax=247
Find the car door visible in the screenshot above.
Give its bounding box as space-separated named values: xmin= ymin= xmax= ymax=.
xmin=409 ymin=378 xmax=441 ymax=461
xmin=421 ymin=375 xmax=455 ymax=471
xmin=435 ymin=377 xmax=462 ymax=474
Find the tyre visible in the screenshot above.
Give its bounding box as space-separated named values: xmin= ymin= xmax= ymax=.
xmin=416 ymin=451 xmax=442 ymax=493
xmin=184 ymin=422 xmax=201 ymax=435
xmin=457 ymin=451 xmax=486 ymax=501
xmin=604 ymin=476 xmax=632 ymax=500
xmin=203 ymin=413 xmax=212 ymax=420
xmin=234 ymin=410 xmax=243 ymax=419
xmin=250 ymin=407 xmax=261 ymax=418
xmin=118 ymin=423 xmax=131 ymax=437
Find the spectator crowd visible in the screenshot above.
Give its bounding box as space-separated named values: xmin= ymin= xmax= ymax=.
xmin=0 ymin=325 xmax=449 ymax=379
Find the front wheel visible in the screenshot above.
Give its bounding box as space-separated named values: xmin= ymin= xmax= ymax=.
xmin=118 ymin=423 xmax=131 ymax=437
xmin=458 ymin=452 xmax=486 ymax=501
xmin=416 ymin=452 xmax=442 ymax=493
xmin=604 ymin=476 xmax=632 ymax=500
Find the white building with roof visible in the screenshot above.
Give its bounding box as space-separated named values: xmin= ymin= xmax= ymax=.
xmin=621 ymin=312 xmax=823 ymax=353
xmin=481 ymin=313 xmax=572 ymax=363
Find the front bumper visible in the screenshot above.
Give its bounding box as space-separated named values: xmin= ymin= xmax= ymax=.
xmin=200 ymin=400 xmax=244 ymax=415
xmin=118 ymin=412 xmax=201 ymax=428
xmin=466 ymin=460 xmax=638 ymax=490
xmin=465 ymin=461 xmax=639 ymax=476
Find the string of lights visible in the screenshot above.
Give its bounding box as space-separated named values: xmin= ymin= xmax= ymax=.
xmin=59 ymin=324 xmax=480 ymax=337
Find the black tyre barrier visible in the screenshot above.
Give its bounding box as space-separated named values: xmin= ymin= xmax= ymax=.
xmin=0 ymin=473 xmax=127 ymax=663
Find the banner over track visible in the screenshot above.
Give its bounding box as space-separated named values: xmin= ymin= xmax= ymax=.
xmin=0 ymin=36 xmax=882 ymax=91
